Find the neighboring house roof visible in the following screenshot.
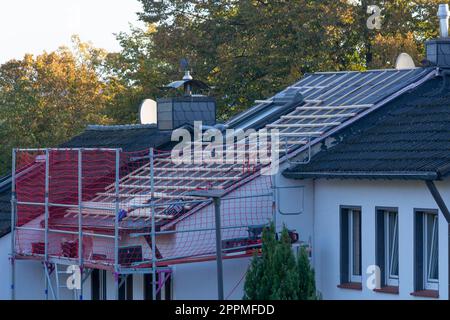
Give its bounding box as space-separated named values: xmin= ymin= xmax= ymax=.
xmin=283 ymin=76 xmax=450 ymax=180
xmin=61 ymin=124 xmax=176 ymax=151
xmin=0 ymin=176 xmax=11 ymax=237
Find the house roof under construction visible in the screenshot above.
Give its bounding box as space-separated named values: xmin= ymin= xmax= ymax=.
xmin=1 ymin=66 xmax=441 ymax=239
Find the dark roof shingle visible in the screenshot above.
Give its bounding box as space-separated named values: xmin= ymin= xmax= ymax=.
xmin=61 ymin=124 xmax=175 ymax=151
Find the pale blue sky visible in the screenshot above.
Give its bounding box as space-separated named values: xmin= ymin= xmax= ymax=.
xmin=0 ymin=0 xmax=143 ymax=63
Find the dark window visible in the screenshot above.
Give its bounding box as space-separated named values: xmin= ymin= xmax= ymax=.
xmin=144 ymin=272 xmax=172 ymax=300
xmin=91 ymin=269 xmax=107 ymax=300
xmin=376 ymin=208 xmax=399 ymax=287
xmin=415 ymin=210 xmax=439 ymax=291
xmin=340 ymin=207 xmax=362 ymax=284
xmin=119 ymin=275 xmax=133 ymax=300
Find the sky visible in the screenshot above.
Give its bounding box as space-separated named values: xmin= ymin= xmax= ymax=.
xmin=0 ymin=0 xmax=143 ymax=63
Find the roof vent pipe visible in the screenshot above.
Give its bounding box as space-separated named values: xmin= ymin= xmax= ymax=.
xmin=438 ymin=4 xmax=450 ymax=38
xmin=183 ymin=70 xmax=193 ymax=96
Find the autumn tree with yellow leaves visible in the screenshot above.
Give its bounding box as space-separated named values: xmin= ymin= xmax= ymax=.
xmin=0 ymin=37 xmax=122 ymax=175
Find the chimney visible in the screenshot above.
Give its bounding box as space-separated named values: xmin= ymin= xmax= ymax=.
xmin=157 ymin=70 xmax=216 ymax=131
xmin=426 ymin=4 xmax=450 ymax=68
xmin=438 ymin=4 xmax=449 ymax=37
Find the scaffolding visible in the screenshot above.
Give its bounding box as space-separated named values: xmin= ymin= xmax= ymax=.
xmin=10 ymin=146 xmax=275 ymax=300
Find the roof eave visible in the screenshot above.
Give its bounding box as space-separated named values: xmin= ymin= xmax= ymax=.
xmin=282 ymin=170 xmax=439 ymax=181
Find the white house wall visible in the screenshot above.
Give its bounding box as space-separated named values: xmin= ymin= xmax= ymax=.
xmin=273 ymin=167 xmax=315 ymax=247
xmin=172 ymin=257 xmax=251 ymax=300
xmin=313 ymin=179 xmax=450 ymax=300
xmin=0 ymin=234 xmax=45 ymax=300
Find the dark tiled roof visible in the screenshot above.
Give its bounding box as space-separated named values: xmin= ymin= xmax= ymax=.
xmin=0 ymin=181 xmax=11 ymax=237
xmin=61 ymin=124 xmax=175 ymax=151
xmin=283 ymin=76 xmax=450 ymax=180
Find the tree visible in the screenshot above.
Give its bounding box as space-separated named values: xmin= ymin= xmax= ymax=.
xmin=135 ymin=0 xmax=444 ymax=121
xmin=243 ymin=224 xmax=317 ymax=300
xmin=350 ymin=0 xmax=442 ymax=68
xmin=0 ymin=37 xmax=119 ymax=176
xmin=136 ymin=0 xmax=364 ymax=120
xmin=103 ymin=25 xmax=175 ymax=124
xmin=298 ymin=245 xmax=317 ymax=300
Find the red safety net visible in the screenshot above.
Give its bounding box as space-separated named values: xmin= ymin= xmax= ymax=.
xmin=13 ymin=147 xmax=274 ymax=270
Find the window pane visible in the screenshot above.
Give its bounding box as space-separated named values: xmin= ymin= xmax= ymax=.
xmin=428 ymin=216 xmax=439 ymax=281
xmin=389 ymin=213 xmax=399 ymax=277
xmin=352 ymin=211 xmax=361 ymax=276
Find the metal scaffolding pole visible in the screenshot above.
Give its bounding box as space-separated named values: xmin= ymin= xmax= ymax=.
xmin=213 ymin=197 xmax=224 ymax=301
xmin=114 ymin=149 xmax=120 ymax=300
xmin=150 ymin=148 xmax=157 ymax=299
xmin=10 ymin=149 xmax=16 ymax=300
xmin=187 ymin=190 xmax=226 ymax=300
xmin=44 ymin=149 xmax=50 ymax=300
xmin=77 ymin=149 xmax=83 ymax=300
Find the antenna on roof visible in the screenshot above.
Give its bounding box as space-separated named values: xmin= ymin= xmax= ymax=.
xmin=180 ymin=58 xmax=190 ymax=72
xmin=395 ymin=53 xmax=416 ymax=70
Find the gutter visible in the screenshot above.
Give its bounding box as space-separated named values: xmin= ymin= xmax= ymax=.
xmin=283 ymin=171 xmax=439 ymax=181
xmin=425 ymin=181 xmax=450 ymax=300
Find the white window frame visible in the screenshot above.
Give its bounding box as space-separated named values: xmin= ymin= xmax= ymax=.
xmin=384 ymin=211 xmax=399 ymax=287
xmin=348 ymin=209 xmax=362 ymax=283
xmin=423 ymin=213 xmax=439 ymax=291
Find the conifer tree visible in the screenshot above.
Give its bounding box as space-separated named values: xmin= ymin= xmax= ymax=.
xmin=244 ymin=224 xmax=318 ymax=300
xmin=298 ymin=246 xmax=317 ymax=300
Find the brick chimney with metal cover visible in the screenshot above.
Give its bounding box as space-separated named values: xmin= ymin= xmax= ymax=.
xmin=157 ymin=68 xmax=216 ymax=131
xmin=426 ymin=4 xmax=450 ymax=69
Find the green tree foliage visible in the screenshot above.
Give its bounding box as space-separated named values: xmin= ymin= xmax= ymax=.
xmin=103 ymin=25 xmax=177 ymax=124
xmin=0 ymin=37 xmax=119 ymax=175
xmin=243 ymin=224 xmax=317 ymax=300
xmin=136 ymin=0 xmax=443 ymax=119
xmin=0 ymin=1 xmax=445 ymax=176
xmin=298 ymin=241 xmax=317 ymax=300
xmin=137 ymin=0 xmax=363 ymax=120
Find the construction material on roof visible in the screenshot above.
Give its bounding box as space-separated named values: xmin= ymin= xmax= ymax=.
xmin=283 ymin=76 xmax=450 ymax=180
xmin=258 ymin=68 xmax=433 ymax=153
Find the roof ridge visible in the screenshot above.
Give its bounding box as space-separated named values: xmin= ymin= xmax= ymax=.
xmin=87 ymin=124 xmax=157 ymax=131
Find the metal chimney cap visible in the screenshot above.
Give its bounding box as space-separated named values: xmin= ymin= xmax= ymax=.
xmin=438 ymin=4 xmax=450 ymax=18
xmin=183 ymin=70 xmax=193 ymax=81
